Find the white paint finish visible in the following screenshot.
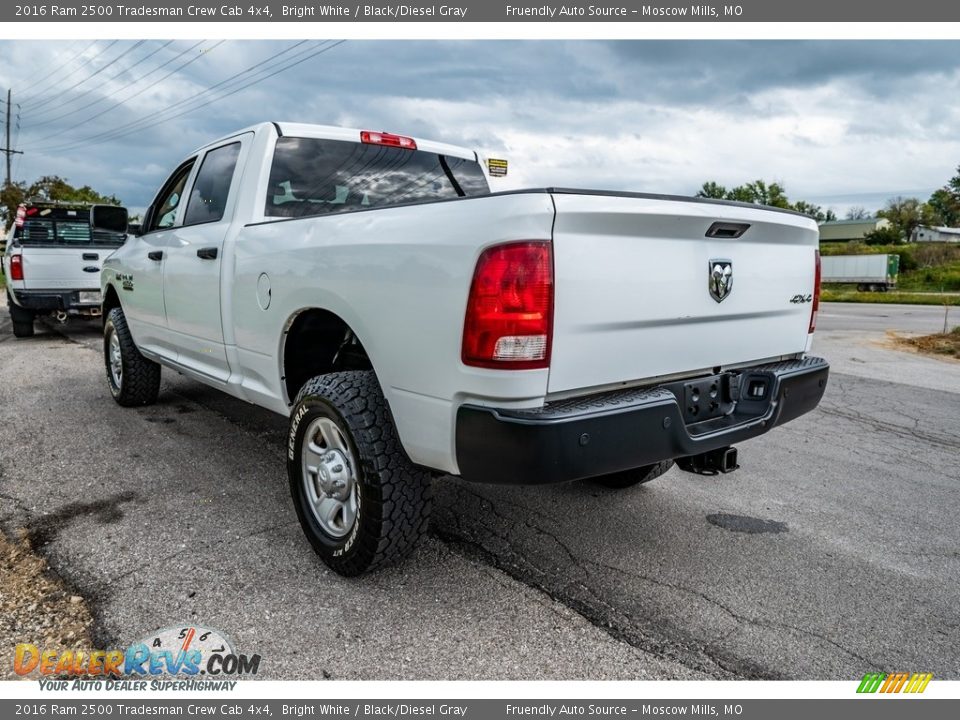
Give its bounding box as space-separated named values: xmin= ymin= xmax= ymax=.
xmin=547 ymin=193 xmax=819 ymax=393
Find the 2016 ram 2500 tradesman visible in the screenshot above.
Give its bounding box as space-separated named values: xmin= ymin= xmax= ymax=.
xmin=96 ymin=122 xmax=829 ymax=576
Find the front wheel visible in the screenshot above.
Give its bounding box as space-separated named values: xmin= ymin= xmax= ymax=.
xmin=590 ymin=460 xmax=674 ymax=489
xmin=287 ymin=371 xmax=433 ymax=576
xmin=104 ymin=307 xmax=161 ymax=406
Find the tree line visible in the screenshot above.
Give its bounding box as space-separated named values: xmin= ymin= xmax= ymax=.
xmin=1 ymin=176 xmax=122 ymax=231
xmin=697 ymin=165 xmax=960 ymax=244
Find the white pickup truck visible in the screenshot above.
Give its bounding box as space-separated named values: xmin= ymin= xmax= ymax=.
xmin=96 ymin=121 xmax=829 ymax=576
xmin=3 ymin=201 xmax=126 ymax=337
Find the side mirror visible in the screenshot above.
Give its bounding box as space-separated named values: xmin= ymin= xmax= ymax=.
xmin=90 ymin=205 xmax=129 ymax=234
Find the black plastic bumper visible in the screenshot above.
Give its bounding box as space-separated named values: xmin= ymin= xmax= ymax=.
xmin=12 ymin=289 xmax=99 ymax=312
xmin=455 ymin=356 xmax=829 ymax=485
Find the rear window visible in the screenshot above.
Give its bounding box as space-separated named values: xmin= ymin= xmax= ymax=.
xmin=16 ymin=208 xmax=126 ymax=247
xmin=265 ymin=136 xmax=490 ymax=219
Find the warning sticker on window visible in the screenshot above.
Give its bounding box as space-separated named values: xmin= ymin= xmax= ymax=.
xmin=487 ymin=158 xmax=508 ymax=177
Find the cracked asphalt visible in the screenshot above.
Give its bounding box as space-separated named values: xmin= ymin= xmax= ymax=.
xmin=1 ymin=302 xmax=958 ymax=680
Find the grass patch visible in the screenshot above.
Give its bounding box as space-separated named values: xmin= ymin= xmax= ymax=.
xmin=821 ymin=288 xmax=960 ymax=306
xmin=896 ymin=327 xmax=960 ymax=359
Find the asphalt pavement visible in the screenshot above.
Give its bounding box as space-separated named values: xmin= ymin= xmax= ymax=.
xmin=1 ymin=302 xmax=958 ymax=680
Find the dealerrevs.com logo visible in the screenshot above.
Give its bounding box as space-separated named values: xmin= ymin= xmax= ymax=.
xmin=14 ymin=625 xmax=261 ymax=690
xmin=857 ymin=673 xmax=933 ymax=694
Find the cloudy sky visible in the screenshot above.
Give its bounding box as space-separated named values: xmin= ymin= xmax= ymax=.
xmin=1 ymin=39 xmax=959 ymax=215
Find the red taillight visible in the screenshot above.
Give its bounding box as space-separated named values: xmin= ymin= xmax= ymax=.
xmin=10 ymin=254 xmax=24 ymax=281
xmin=809 ymin=249 xmax=821 ymax=333
xmin=462 ymin=241 xmax=554 ymax=370
xmin=360 ymin=130 xmax=417 ymax=150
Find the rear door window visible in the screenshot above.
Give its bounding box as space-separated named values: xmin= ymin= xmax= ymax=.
xmin=264 ymin=136 xmax=489 ymax=219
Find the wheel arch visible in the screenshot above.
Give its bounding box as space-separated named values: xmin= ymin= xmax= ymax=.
xmin=280 ymin=306 xmax=376 ymax=404
xmin=102 ymin=283 xmax=122 ymax=327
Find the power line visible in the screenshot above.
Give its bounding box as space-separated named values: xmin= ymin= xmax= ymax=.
xmin=15 ymin=40 xmax=97 ymax=100
xmin=26 ymin=41 xmax=175 ymax=128
xmin=53 ymin=40 xmax=317 ymax=146
xmin=23 ymin=41 xmax=146 ymax=115
xmin=3 ymin=89 xmax=24 ymax=186
xmin=30 ymin=40 xmax=338 ymax=154
xmin=22 ymin=40 xmax=219 ymax=149
xmin=83 ymin=40 xmax=346 ymax=149
xmin=18 ymin=40 xmax=119 ymax=109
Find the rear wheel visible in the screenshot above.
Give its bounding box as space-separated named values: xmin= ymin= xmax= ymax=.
xmin=590 ymin=460 xmax=674 ymax=489
xmin=104 ymin=307 xmax=161 ymax=406
xmin=8 ymin=296 xmax=35 ymax=338
xmin=287 ymin=371 xmax=433 ymax=576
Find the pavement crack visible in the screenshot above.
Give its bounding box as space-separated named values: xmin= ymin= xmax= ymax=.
xmin=587 ymin=557 xmax=885 ymax=671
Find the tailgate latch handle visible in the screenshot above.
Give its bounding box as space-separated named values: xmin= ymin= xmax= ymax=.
xmin=147 ymin=251 xmax=163 ymax=261
xmin=706 ymin=222 xmax=750 ymax=239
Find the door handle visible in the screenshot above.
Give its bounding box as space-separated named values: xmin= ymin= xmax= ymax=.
xmin=147 ymin=251 xmax=163 ymax=261
xmin=196 ymin=247 xmax=218 ymax=260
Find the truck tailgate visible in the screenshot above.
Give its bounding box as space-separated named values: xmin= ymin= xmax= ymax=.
xmin=548 ymin=191 xmax=818 ymax=394
xmin=19 ymin=247 xmax=103 ymax=291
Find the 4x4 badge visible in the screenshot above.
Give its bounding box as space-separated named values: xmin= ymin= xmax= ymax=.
xmin=709 ymin=259 xmax=733 ymax=303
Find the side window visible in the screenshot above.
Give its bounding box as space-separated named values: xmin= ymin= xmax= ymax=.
xmin=184 ymin=142 xmax=241 ymax=227
xmin=149 ymin=160 xmax=195 ymax=232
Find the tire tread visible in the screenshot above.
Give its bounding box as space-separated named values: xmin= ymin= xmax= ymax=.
xmin=105 ymin=307 xmax=161 ymax=407
xmin=292 ymin=371 xmax=432 ymax=575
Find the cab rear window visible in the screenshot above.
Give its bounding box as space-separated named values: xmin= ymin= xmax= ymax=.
xmin=16 ymin=218 xmax=125 ymax=247
xmin=264 ymin=136 xmax=490 ymax=219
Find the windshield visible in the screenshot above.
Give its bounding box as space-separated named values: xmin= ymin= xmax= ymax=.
xmin=265 ymin=136 xmax=490 ymax=219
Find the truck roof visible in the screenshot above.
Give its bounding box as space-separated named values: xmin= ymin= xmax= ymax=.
xmin=195 ymin=121 xmax=478 ymax=162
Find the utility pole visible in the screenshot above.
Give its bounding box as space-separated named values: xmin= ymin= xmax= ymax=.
xmin=2 ymin=89 xmax=24 ymax=187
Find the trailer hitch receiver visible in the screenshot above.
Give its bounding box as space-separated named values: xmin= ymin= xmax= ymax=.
xmin=677 ymin=446 xmax=739 ymax=475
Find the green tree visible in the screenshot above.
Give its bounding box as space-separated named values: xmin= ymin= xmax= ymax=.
xmin=792 ymin=200 xmax=837 ymax=223
xmin=697 ymin=181 xmax=727 ymax=200
xmin=863 ymin=226 xmax=903 ymax=246
xmin=695 ymin=178 xmax=834 ymax=220
xmin=1 ymin=176 xmax=122 ymax=230
xmin=877 ymin=196 xmax=938 ymax=243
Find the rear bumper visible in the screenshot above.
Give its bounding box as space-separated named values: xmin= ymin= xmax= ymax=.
xmin=12 ymin=289 xmax=101 ymax=313
xmin=455 ymin=356 xmax=829 ymax=485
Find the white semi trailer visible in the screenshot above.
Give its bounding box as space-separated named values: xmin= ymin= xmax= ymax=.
xmin=821 ymin=253 xmax=900 ymax=291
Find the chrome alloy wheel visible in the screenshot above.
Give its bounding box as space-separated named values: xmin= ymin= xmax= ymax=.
xmin=301 ymin=416 xmax=359 ymax=538
xmin=108 ymin=327 xmax=123 ymax=389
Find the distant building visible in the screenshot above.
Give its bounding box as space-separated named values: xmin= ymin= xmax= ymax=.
xmin=818 ymin=217 xmax=891 ymax=243
xmin=913 ymin=226 xmax=960 ymax=243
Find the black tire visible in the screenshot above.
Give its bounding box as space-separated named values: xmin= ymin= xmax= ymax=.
xmin=103 ymin=307 xmax=161 ymax=407
xmin=590 ymin=460 xmax=674 ymax=489
xmin=12 ymin=320 xmax=34 ymax=338
xmin=287 ymin=371 xmax=433 ymax=576
xmin=8 ymin=296 xmax=35 ymax=338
